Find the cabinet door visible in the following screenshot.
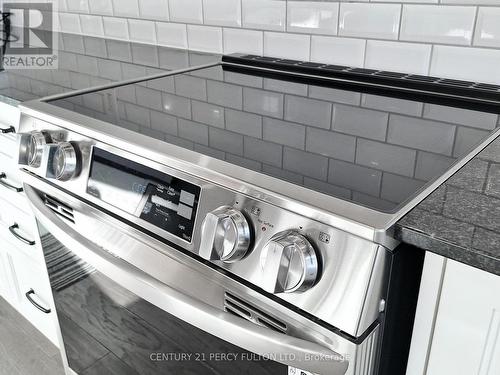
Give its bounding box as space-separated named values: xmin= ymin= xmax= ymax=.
xmin=10 ymin=249 xmax=59 ymax=346
xmin=0 ymin=245 xmax=17 ymax=305
xmin=426 ymin=260 xmax=500 ymax=375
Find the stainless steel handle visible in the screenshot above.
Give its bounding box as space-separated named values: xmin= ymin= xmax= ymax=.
xmin=25 ymin=289 xmax=51 ymax=314
xmin=24 ymin=184 xmax=348 ymax=375
xmin=9 ymin=223 xmax=35 ymax=245
xmin=0 ymin=172 xmax=23 ymax=192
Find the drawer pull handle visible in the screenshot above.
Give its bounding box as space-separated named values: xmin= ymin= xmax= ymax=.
xmin=25 ymin=289 xmax=51 ymax=314
xmin=9 ymin=223 xmax=35 ymax=245
xmin=0 ymin=173 xmax=23 ymax=192
xmin=0 ymin=126 xmax=15 ymax=134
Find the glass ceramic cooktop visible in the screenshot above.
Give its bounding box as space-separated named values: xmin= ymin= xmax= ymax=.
xmin=48 ymin=64 xmax=500 ymax=213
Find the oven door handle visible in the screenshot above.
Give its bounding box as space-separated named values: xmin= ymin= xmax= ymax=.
xmin=24 ymin=184 xmax=349 ymax=375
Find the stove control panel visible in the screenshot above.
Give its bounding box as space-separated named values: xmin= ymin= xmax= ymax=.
xmin=19 ymin=130 xmax=80 ymax=181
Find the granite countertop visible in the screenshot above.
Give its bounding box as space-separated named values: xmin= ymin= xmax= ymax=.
xmin=396 ymin=136 xmax=500 ymax=276
xmin=0 ymin=32 xmax=219 ymax=104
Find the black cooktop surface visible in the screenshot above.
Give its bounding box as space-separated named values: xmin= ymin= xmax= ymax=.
xmin=48 ymin=61 xmax=500 ymax=213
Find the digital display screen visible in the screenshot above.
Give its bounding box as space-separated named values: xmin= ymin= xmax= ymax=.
xmin=87 ymin=148 xmax=200 ymax=242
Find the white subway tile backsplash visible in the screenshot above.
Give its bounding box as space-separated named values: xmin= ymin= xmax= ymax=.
xmin=474 ymin=7 xmax=500 ymax=48
xmin=401 ymin=5 xmax=476 ymax=46
xmin=66 ymin=0 xmax=89 ymax=13
xmin=263 ymin=32 xmax=310 ymax=61
xmin=442 ymin=0 xmax=499 ymax=4
xmin=242 ymin=0 xmax=286 ymax=31
xmin=339 ymin=3 xmax=401 ymax=40
xmin=89 ymin=0 xmax=113 ymax=16
xmin=287 ymin=1 xmax=338 ymax=35
xmin=111 ymin=0 xmax=139 ymax=18
xmin=48 ymin=0 xmax=500 ymax=94
xmin=169 ymin=0 xmax=203 ymax=24
xmin=310 ymin=36 xmax=366 ymax=67
xmin=128 ymin=19 xmax=156 ymax=44
xmin=156 ymin=22 xmax=187 ymax=49
xmin=430 ymin=45 xmax=500 ymax=84
xmin=223 ymin=28 xmax=263 ymax=55
xmin=187 ymin=25 xmax=223 ymax=53
xmin=365 ymin=40 xmax=432 ymax=75
xmin=203 ymin=0 xmax=241 ymax=27
xmin=139 ymin=0 xmax=169 ymax=21
xmin=80 ymin=15 xmax=104 ymax=37
xmin=103 ymin=16 xmax=129 ymax=40
xmin=59 ymin=13 xmax=81 ymax=34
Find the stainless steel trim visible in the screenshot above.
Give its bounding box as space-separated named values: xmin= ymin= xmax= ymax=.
xmin=25 ymin=183 xmax=349 ymax=375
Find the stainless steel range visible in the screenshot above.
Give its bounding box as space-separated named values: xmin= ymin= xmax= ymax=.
xmin=15 ymin=55 xmax=500 ymax=375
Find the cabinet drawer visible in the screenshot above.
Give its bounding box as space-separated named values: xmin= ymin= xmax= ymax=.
xmin=0 ymin=131 xmax=18 ymax=161
xmin=0 ymin=100 xmax=21 ymax=134
xmin=10 ymin=249 xmax=59 ymax=346
xmin=0 ymin=198 xmax=38 ymax=257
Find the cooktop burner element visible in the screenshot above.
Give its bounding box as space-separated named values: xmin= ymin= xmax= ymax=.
xmin=46 ymin=57 xmax=500 ymax=214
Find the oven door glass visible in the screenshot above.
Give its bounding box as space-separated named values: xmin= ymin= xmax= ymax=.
xmin=38 ymin=227 xmax=286 ymax=375
xmin=25 ymin=183 xmax=347 ymax=375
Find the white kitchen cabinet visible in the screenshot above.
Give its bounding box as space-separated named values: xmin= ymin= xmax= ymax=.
xmin=407 ymin=256 xmax=500 ymax=375
xmin=426 ymin=260 xmax=500 ymax=375
xmin=0 ymin=100 xmax=60 ymax=347
xmin=9 ymin=248 xmax=59 ymax=346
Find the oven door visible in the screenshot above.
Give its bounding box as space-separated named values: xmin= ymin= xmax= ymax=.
xmin=24 ymin=183 xmax=349 ymax=375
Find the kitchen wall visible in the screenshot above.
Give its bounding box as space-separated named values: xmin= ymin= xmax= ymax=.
xmin=3 ymin=0 xmax=500 ymax=84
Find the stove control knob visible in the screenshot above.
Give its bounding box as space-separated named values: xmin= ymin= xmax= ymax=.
xmin=199 ymin=206 xmax=252 ymax=263
xmin=26 ymin=131 xmax=51 ymax=167
xmin=52 ymin=142 xmax=78 ymax=181
xmin=260 ymin=231 xmax=318 ymax=293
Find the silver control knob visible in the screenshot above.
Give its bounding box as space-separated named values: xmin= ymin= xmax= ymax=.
xmin=27 ymin=131 xmax=51 ymax=167
xmin=52 ymin=142 xmax=78 ymax=181
xmin=199 ymin=206 xmax=252 ymax=263
xmin=260 ymin=231 xmax=319 ymax=293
